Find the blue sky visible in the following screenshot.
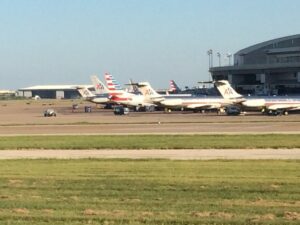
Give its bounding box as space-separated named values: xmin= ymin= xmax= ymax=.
xmin=0 ymin=0 xmax=299 ymax=89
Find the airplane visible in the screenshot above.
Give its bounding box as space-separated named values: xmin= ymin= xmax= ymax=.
xmin=214 ymin=80 xmax=300 ymax=115
xmin=169 ymin=80 xmax=181 ymax=93
xmin=155 ymin=80 xmax=191 ymax=97
xmin=76 ymin=84 xmax=110 ymax=104
xmin=96 ymin=73 xmax=156 ymax=110
xmin=165 ymin=80 xmax=192 ymax=97
xmin=136 ymin=81 xmax=232 ymax=112
xmin=126 ymin=79 xmax=140 ymax=94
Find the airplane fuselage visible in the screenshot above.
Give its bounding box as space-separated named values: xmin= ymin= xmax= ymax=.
xmin=242 ymin=97 xmax=300 ymax=111
xmin=158 ymin=96 xmax=232 ymax=109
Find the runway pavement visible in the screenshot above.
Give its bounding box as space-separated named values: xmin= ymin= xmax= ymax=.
xmin=1 ymin=122 xmax=300 ymax=135
xmin=0 ymin=149 xmax=299 ymax=160
xmin=1 ymin=101 xmax=300 ymax=135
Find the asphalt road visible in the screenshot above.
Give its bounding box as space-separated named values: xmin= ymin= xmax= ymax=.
xmin=0 ymin=149 xmax=299 ymax=160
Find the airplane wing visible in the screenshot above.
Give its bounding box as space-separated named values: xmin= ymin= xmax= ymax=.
xmin=150 ymin=96 xmax=165 ymax=103
xmin=142 ymin=103 xmax=157 ymax=107
xmin=185 ymin=103 xmax=221 ymax=109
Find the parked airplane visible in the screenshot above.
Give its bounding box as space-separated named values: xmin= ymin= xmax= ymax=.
xmin=93 ymin=74 xmax=156 ymax=109
xmin=126 ymin=79 xmax=140 ymax=94
xmin=169 ymin=80 xmax=181 ymax=93
xmin=214 ymin=80 xmax=300 ymax=115
xmin=136 ymin=81 xmax=232 ymax=112
xmin=76 ymin=84 xmax=110 ymax=104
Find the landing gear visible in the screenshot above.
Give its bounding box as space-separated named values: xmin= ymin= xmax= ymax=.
xmin=218 ymin=108 xmax=225 ymax=115
xmin=267 ymin=109 xmax=289 ymax=116
xmin=164 ymin=108 xmax=172 ymax=113
xmin=145 ymin=105 xmax=156 ymax=112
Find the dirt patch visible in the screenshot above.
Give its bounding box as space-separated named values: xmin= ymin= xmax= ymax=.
xmin=284 ymin=211 xmax=300 ymax=220
xmin=0 ymin=195 xmax=9 ymax=199
xmin=8 ymin=179 xmax=23 ymax=184
xmin=261 ymin=213 xmax=275 ymax=220
xmin=83 ymin=209 xmax=126 ymax=217
xmin=214 ymin=212 xmax=234 ymax=219
xmin=83 ymin=209 xmax=98 ymax=216
xmin=191 ymin=211 xmax=211 ymax=218
xmin=12 ymin=208 xmax=29 ymax=214
xmin=251 ymin=214 xmax=276 ymax=222
xmin=270 ymin=184 xmax=281 ymax=189
xmin=191 ymin=211 xmax=233 ymax=219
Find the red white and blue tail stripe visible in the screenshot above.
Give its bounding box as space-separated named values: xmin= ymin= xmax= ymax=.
xmin=169 ymin=80 xmax=181 ymax=92
xmin=105 ymin=73 xmax=122 ymax=91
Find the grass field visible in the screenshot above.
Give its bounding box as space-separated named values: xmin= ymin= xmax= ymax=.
xmin=0 ymin=134 xmax=300 ymax=149
xmin=0 ymin=159 xmax=299 ymax=224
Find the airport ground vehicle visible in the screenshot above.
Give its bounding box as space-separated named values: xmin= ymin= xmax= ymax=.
xmin=225 ymin=105 xmax=241 ymax=115
xmin=44 ymin=109 xmax=57 ymax=117
xmin=114 ymin=106 xmax=129 ymax=115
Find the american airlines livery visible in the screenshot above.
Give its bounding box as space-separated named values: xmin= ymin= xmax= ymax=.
xmin=214 ymin=80 xmax=300 ymax=115
xmin=100 ymin=73 xmax=155 ymax=109
xmin=76 ymin=84 xmax=110 ymax=104
xmin=169 ymin=80 xmax=181 ymax=93
xmin=136 ymin=81 xmax=232 ymax=112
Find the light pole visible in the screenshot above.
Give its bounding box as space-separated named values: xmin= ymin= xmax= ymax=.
xmin=207 ymin=49 xmax=213 ymax=82
xmin=226 ymin=53 xmax=232 ymax=66
xmin=207 ymin=49 xmax=213 ymax=68
xmin=217 ymin=52 xmax=221 ymax=66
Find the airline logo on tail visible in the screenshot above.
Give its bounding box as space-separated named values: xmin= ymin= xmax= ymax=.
xmin=224 ymin=87 xmax=234 ymax=96
xmin=96 ymin=83 xmax=105 ymax=91
xmin=90 ymin=75 xmax=109 ymax=95
xmin=214 ymin=80 xmax=243 ymax=100
xmin=136 ymin=82 xmax=165 ymax=103
xmin=145 ymin=88 xmax=155 ymax=96
xmin=76 ymin=87 xmax=94 ymax=98
xmin=83 ymin=89 xmax=90 ymax=96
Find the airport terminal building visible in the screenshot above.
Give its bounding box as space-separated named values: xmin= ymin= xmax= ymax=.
xmin=210 ymin=34 xmax=300 ymax=95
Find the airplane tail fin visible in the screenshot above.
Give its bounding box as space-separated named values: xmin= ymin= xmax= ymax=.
xmin=214 ymin=80 xmax=243 ymax=99
xmin=76 ymin=87 xmax=95 ymax=98
xmin=136 ymin=82 xmax=164 ymax=102
xmin=169 ymin=80 xmax=181 ymax=93
xmin=104 ymin=73 xmax=122 ymax=91
xmin=127 ymin=79 xmax=140 ymax=94
xmin=90 ymin=75 xmax=109 ymax=94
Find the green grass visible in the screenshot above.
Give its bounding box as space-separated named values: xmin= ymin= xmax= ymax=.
xmin=0 ymin=134 xmax=300 ymax=149
xmin=0 ymin=159 xmax=299 ymax=224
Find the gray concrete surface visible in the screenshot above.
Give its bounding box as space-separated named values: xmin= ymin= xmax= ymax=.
xmin=0 ymin=149 xmax=299 ymax=160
